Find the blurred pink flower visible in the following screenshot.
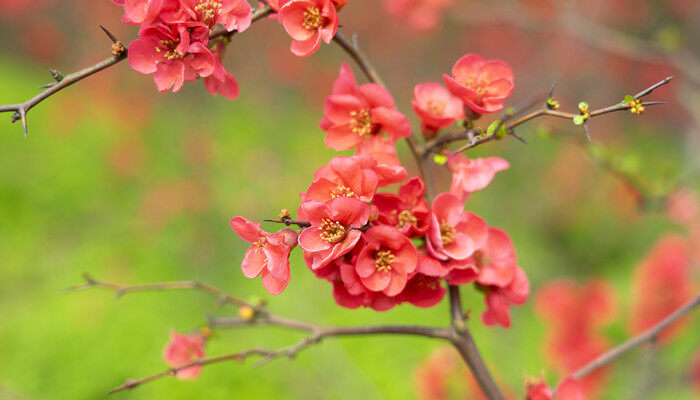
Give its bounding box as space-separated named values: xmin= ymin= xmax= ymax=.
xmin=447 ymin=154 xmax=509 ymax=200
xmin=412 ymin=82 xmax=464 ymax=137
xmin=443 ymin=54 xmax=514 ymax=114
xmin=163 ymin=331 xmax=206 ymax=379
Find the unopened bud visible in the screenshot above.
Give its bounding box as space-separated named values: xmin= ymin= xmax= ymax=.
xmin=238 ymin=305 xmax=255 ymax=320
xmin=279 ymin=209 xmax=291 ymax=220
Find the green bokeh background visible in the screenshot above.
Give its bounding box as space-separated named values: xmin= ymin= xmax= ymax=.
xmin=1 ymin=3 xmax=699 ymax=399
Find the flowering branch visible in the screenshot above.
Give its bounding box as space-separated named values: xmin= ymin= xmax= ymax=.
xmin=0 ymin=5 xmax=273 ymax=138
xmin=420 ymin=76 xmax=673 ymax=158
xmin=570 ymin=289 xmax=700 ymax=381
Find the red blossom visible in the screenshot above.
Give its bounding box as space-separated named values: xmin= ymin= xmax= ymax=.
xmin=277 ymin=0 xmax=338 ymax=57
xmin=373 ymin=177 xmax=431 ymax=236
xmin=180 ymin=0 xmax=252 ymax=31
xmin=383 ymin=0 xmax=453 ymax=32
xmin=320 ymin=63 xmax=412 ymax=151
xmin=204 ymin=41 xmax=240 ymax=100
xmin=163 ymin=331 xmax=206 ymax=379
xmin=128 ymin=23 xmax=216 ymax=93
xmin=426 ymin=192 xmax=488 ymax=261
xmin=355 ymin=136 xmax=408 ymax=186
xmin=412 ymin=82 xmax=464 ymax=137
xmin=354 ymin=225 xmax=418 ymax=296
xmin=230 ymin=217 xmax=298 ymax=295
xmin=443 ymin=53 xmax=514 ymax=114
xmin=447 ymin=154 xmax=510 ymax=200
xmin=298 ymin=197 xmax=369 ymax=270
xmin=526 ymin=377 xmax=585 ymax=400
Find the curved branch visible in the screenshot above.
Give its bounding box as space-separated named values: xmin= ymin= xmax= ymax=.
xmin=0 ymin=5 xmax=273 ymax=138
xmin=420 ymin=76 xmax=673 ymax=157
xmin=570 ymin=289 xmax=700 ymax=381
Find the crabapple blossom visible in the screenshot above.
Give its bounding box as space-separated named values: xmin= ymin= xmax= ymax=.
xmin=447 ymin=154 xmax=510 ymax=200
xmin=526 ymin=377 xmax=585 ymax=400
xmin=355 ymin=136 xmax=408 ymax=185
xmin=230 ymin=217 xmax=298 ymax=295
xmin=320 ymin=63 xmax=411 ymax=151
xmin=354 ymin=225 xmax=418 ymax=296
xmin=277 ymin=0 xmax=339 ymax=57
xmin=298 ymin=197 xmax=369 ymax=270
xmin=412 ymin=82 xmax=464 ymax=138
xmin=373 ymin=177 xmax=430 ymax=236
xmin=383 ymin=0 xmax=454 ymax=32
xmin=443 ymin=53 xmax=514 ymax=114
xmin=204 ymin=41 xmax=240 ymax=100
xmin=163 ymin=331 xmax=206 ymax=379
xmin=426 ymin=192 xmax=488 ymax=261
xmin=180 ymin=0 xmax=252 ymax=31
xmin=111 ymin=0 xmax=164 ymax=25
xmin=397 ymin=273 xmax=446 ymax=308
xmin=128 ymin=23 xmax=216 ymax=92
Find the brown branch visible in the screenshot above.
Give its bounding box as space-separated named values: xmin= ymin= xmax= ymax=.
xmin=0 ymin=5 xmax=273 ymax=138
xmin=110 ymin=321 xmax=450 ymax=394
xmin=569 ymin=289 xmax=700 ymax=381
xmin=66 ymin=273 xmax=260 ymax=311
xmin=420 ymin=77 xmax=673 ymax=157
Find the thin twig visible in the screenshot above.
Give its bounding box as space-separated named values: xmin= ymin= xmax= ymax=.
xmin=0 ymin=6 xmax=273 ymax=138
xmin=570 ymin=290 xmax=700 ymax=380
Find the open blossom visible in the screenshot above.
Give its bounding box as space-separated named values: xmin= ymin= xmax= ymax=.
xmin=473 ymin=227 xmax=518 ymax=288
xmin=354 ymin=225 xmax=418 ymax=296
xmin=447 ymin=154 xmax=509 ymax=200
xmin=128 ymin=23 xmax=216 ymax=93
xmin=277 ymin=0 xmax=338 ymax=57
xmin=398 ymin=273 xmax=446 ymax=307
xmin=298 ymin=197 xmax=369 ymax=270
xmin=480 ymin=266 xmax=529 ymax=328
xmin=320 ymin=63 xmax=411 ymax=151
xmin=443 ymin=53 xmax=514 ymax=114
xmin=332 ymin=257 xmax=398 ymax=311
xmin=230 ymin=217 xmax=298 ymax=295
xmin=301 ymin=156 xmax=390 ymax=205
xmin=426 ymin=192 xmax=488 ymax=261
xmin=163 ymin=331 xmax=206 ymax=379
xmin=373 ymin=177 xmax=430 ymax=236
xmin=111 ymin=0 xmax=164 ymax=25
xmin=629 ymin=235 xmax=692 ymax=342
xmin=180 ymin=0 xmax=252 ymax=31
xmin=526 ymin=377 xmax=585 ymax=400
xmin=412 ymin=82 xmax=464 ymax=137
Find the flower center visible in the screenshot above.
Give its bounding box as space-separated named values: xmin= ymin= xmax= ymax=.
xmin=426 ymin=99 xmax=446 ymax=116
xmin=397 ymin=209 xmax=417 ymax=229
xmin=462 ymin=76 xmax=488 ymax=97
xmin=331 ymin=185 xmax=355 ymax=199
xmin=439 ymin=220 xmax=456 ymax=246
xmin=319 ymin=219 xmax=347 ymax=244
xmin=157 ymin=39 xmax=184 ymax=60
xmin=303 ymin=6 xmax=326 ymax=30
xmin=374 ymin=249 xmax=395 ymax=272
xmin=350 ymin=109 xmax=376 ymax=137
xmin=194 ymin=0 xmax=222 ymax=24
xmin=253 ymin=238 xmax=266 ymax=254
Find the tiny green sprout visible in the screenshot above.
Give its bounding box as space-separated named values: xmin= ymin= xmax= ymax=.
xmin=573 ymin=115 xmax=585 ymax=125
xmin=487 ymin=120 xmax=500 ymax=135
xmin=505 ymin=107 xmax=515 ymax=117
xmin=578 ymin=101 xmax=589 ymax=113
xmin=623 ymin=95 xmax=635 ymax=105
xmin=546 ymin=97 xmax=559 ymax=110
xmin=433 ymin=154 xmax=448 ymax=165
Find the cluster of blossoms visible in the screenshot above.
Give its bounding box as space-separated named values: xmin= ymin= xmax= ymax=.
xmin=112 ymin=0 xmax=352 ymax=98
xmin=231 ymin=55 xmax=525 ymax=327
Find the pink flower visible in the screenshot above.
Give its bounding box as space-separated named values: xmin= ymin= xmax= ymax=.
xmin=163 ymin=331 xmax=206 ymax=379
xmin=298 ymin=197 xmax=369 ymax=270
xmin=128 ymin=23 xmax=216 ymax=93
xmin=267 ymin=0 xmax=290 ymax=11
xmin=447 ymin=154 xmax=509 ymax=200
xmin=355 ymin=136 xmax=408 ymax=186
xmin=412 ymin=82 xmax=464 ymax=137
xmin=230 ymin=217 xmax=298 ymax=295
xmin=426 ymin=192 xmax=487 ymax=261
xmin=526 ymin=377 xmax=585 ymax=400
xmin=302 ymin=156 xmax=380 ymax=204
xmin=373 ymin=177 xmax=431 ymax=236
xmin=354 ymin=225 xmax=418 ymax=296
xmin=333 ymin=258 xmax=398 ymax=311
xmin=474 ymin=227 xmax=518 ymax=288
xmin=320 ymin=63 xmax=411 ymax=151
xmin=204 ymin=41 xmax=240 ymax=100
xmin=443 ymin=53 xmax=514 ymax=114
xmin=180 ymin=0 xmax=252 ymax=31
xmin=480 ymin=269 xmax=529 ymax=329
xmin=277 ymin=0 xmax=338 ymax=57
xmin=383 ymin=0 xmax=453 ymax=32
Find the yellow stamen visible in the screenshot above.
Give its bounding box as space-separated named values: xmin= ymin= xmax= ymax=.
xmin=375 ymin=249 xmax=395 ymax=272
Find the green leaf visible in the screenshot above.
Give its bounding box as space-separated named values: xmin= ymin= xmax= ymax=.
xmin=573 ymin=115 xmax=585 ymax=125
xmin=623 ymin=95 xmax=635 ymax=103
xmin=433 ymin=154 xmax=448 ymax=165
xmin=578 ymin=101 xmax=589 ymax=111
xmin=487 ymin=120 xmax=501 ymax=135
